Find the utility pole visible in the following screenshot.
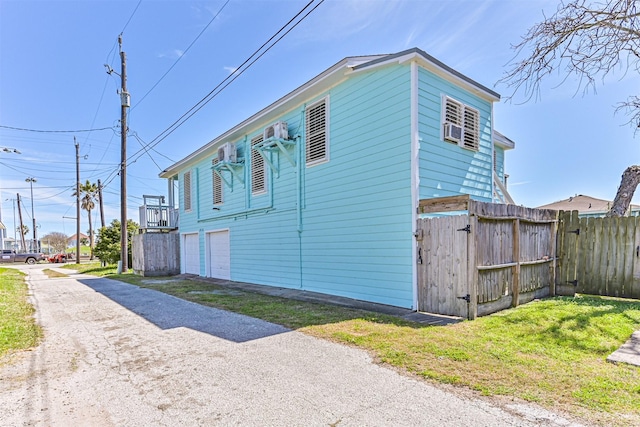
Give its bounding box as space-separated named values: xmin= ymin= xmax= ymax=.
xmin=119 ymin=35 xmax=130 ymax=272
xmin=16 ymin=193 xmax=26 ymax=252
xmin=75 ymin=138 xmax=81 ymax=264
xmin=1 ymin=147 xmax=21 ymax=250
xmin=98 ymin=179 xmax=105 ymax=228
xmin=25 ymin=178 xmax=37 ymax=252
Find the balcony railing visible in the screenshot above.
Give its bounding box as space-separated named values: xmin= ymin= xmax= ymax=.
xmin=139 ymin=205 xmax=178 ymax=230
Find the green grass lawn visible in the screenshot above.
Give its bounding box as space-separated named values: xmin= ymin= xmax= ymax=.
xmin=58 ymin=262 xmax=640 ymax=425
xmin=0 ymin=268 xmax=42 ymax=359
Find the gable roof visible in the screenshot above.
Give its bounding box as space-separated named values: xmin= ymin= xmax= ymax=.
xmin=537 ymin=194 xmax=640 ymax=214
xmin=160 ymin=48 xmax=501 ymax=179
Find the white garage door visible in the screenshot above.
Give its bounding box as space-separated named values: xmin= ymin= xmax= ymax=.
xmin=207 ymin=230 xmax=230 ymax=280
xmin=183 ymin=233 xmax=200 ymax=275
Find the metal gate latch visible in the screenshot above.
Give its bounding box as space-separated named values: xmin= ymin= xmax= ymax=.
xmin=457 ymin=294 xmax=471 ymax=303
xmin=457 ymin=225 xmax=471 ymax=233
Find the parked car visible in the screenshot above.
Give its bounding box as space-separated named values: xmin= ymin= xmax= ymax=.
xmin=0 ymin=249 xmax=46 ymax=264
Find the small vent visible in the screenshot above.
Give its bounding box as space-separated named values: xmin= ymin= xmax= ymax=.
xmin=263 ymin=121 xmax=288 ymax=140
xmin=444 ymin=123 xmax=462 ymax=143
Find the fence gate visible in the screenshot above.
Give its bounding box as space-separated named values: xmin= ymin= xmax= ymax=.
xmin=417 ymin=196 xmax=559 ymax=319
xmin=416 ymin=215 xmax=472 ymax=318
xmin=557 ymin=211 xmax=640 ymax=298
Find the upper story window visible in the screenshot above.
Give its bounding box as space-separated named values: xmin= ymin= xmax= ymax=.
xmin=183 ymin=170 xmax=192 ymax=212
xmin=442 ymin=96 xmax=480 ymax=151
xmin=306 ymin=97 xmax=329 ymax=166
xmin=212 ymin=158 xmax=223 ymax=205
xmin=251 ymin=135 xmax=267 ymax=195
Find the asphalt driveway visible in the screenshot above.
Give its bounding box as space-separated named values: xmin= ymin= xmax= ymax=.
xmin=0 ymin=265 xmax=584 ymax=426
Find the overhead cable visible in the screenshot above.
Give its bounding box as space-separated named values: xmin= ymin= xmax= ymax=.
xmin=127 ymin=0 xmax=325 ymax=165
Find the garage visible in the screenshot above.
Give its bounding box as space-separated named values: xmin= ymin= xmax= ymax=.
xmin=206 ymin=230 xmax=230 ymax=280
xmin=183 ymin=233 xmax=200 ymax=275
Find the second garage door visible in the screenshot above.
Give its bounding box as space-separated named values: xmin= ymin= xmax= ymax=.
xmin=207 ymin=230 xmax=230 ymax=280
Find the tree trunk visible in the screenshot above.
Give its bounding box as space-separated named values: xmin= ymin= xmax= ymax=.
xmin=607 ymin=165 xmax=640 ymax=217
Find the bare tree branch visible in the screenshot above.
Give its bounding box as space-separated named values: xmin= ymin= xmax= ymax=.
xmin=500 ymin=0 xmax=640 ymax=217
xmin=500 ymin=0 xmax=640 ymax=105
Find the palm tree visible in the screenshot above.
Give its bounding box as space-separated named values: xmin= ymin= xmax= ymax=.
xmin=73 ymin=180 xmax=98 ymax=260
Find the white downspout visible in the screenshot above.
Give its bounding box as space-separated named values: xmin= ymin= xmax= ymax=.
xmin=410 ymin=60 xmax=420 ymax=311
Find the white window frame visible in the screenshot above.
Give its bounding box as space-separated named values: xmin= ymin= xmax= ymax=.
xmin=305 ymin=96 xmax=330 ymax=167
xmin=251 ymin=134 xmax=267 ymax=195
xmin=442 ymin=96 xmax=480 ymax=151
xmin=183 ymin=170 xmax=192 ymax=212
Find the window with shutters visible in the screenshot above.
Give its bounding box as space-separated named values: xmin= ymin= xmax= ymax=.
xmin=184 ymin=171 xmax=192 ymax=212
xmin=251 ymin=135 xmax=267 ymax=195
xmin=462 ymin=106 xmax=479 ymax=150
xmin=212 ymin=158 xmax=223 ymax=205
xmin=305 ymin=97 xmax=329 ymax=166
xmin=443 ymin=96 xmax=480 ymax=151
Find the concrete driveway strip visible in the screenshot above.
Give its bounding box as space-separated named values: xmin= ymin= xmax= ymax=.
xmin=0 ymin=266 xmax=583 ymax=427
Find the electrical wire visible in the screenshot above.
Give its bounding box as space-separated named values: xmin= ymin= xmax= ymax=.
xmin=121 ymin=0 xmax=142 ymax=35
xmin=99 ymin=0 xmax=325 ymax=191
xmin=127 ymin=0 xmax=325 ymax=166
xmin=132 ymin=0 xmax=231 ymax=111
xmin=0 ymin=125 xmax=115 ymax=133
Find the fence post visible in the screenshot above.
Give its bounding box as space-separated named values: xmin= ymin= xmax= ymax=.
xmin=550 ymin=213 xmax=558 ymax=296
xmin=468 ymin=213 xmax=478 ymax=320
xmin=512 ymin=218 xmax=520 ymax=307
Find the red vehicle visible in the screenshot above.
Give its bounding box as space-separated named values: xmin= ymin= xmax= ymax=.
xmin=47 ymin=253 xmax=67 ymax=263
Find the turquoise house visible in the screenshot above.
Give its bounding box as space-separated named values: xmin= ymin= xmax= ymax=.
xmin=159 ymin=48 xmax=514 ymax=310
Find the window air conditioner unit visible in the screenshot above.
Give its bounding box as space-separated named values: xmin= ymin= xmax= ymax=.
xmin=217 ymin=142 xmax=237 ymax=163
xmin=444 ymin=123 xmax=462 ymax=143
xmin=263 ymin=121 xmax=289 ymax=140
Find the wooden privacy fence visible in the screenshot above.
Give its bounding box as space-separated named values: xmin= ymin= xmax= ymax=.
xmin=417 ymin=196 xmax=640 ymax=320
xmin=556 ymin=211 xmax=640 ymax=299
xmin=417 ymin=196 xmax=558 ymax=319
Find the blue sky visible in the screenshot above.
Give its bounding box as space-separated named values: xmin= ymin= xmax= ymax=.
xmin=1 ymin=0 xmax=638 ymax=240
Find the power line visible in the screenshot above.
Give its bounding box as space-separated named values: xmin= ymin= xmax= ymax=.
xmin=0 ymin=125 xmax=115 ymax=133
xmin=132 ymin=0 xmax=231 ymax=110
xmin=121 ymin=0 xmax=142 ymax=34
xmin=100 ymin=0 xmax=324 ymax=191
xmin=127 ymin=0 xmax=325 ymax=165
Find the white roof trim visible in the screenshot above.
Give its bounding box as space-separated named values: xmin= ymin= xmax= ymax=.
xmin=160 ymin=49 xmax=501 ymax=177
xmin=493 ymin=130 xmax=516 ymax=150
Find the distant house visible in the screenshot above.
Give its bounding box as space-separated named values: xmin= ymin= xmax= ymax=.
xmin=159 ymin=47 xmax=516 ymax=310
xmin=67 ymin=233 xmax=89 ymax=247
xmin=537 ymin=194 xmax=640 ymax=218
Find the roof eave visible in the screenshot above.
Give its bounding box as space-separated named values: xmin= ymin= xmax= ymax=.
xmin=493 ymin=130 xmax=516 ymax=150
xmin=352 ymin=48 xmax=500 ymax=103
xmin=159 ymin=55 xmax=385 ymax=178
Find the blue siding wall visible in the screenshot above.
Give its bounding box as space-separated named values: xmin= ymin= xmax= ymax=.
xmin=417 ymin=67 xmax=494 ymax=201
xmin=300 ymin=65 xmax=413 ymax=307
xmin=177 ymin=63 xmax=414 ymax=308
xmin=174 ymin=59 xmax=497 ymax=309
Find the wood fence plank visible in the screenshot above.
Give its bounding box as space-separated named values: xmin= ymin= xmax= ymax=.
xmin=512 ymin=218 xmax=520 ymax=307
xmin=468 ymin=214 xmax=478 ymax=320
xmin=592 ymin=217 xmax=605 ymax=295
xmin=550 ymin=217 xmax=558 ymax=296
xmin=622 ymin=217 xmax=636 ymax=298
xmin=576 ymin=217 xmax=590 ymax=294
xmin=632 ymin=217 xmax=640 ymax=299
xmin=419 ymin=195 xmax=470 ymax=213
